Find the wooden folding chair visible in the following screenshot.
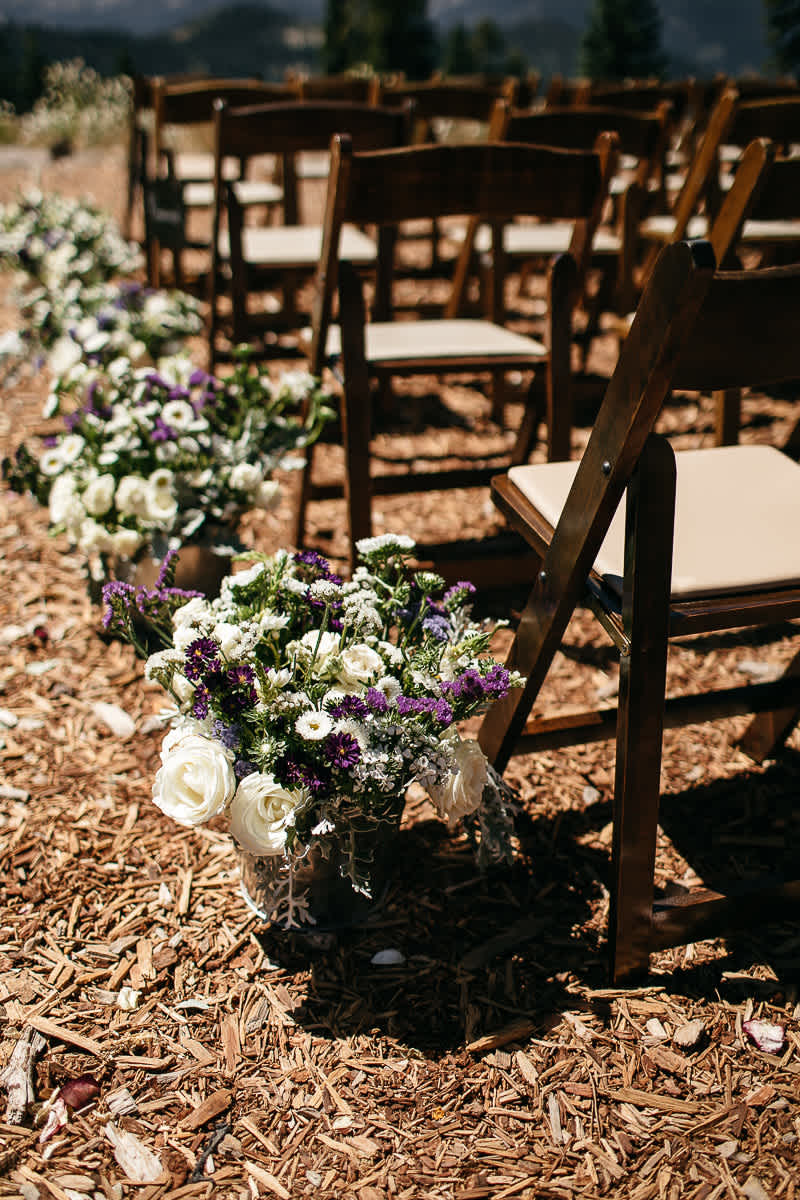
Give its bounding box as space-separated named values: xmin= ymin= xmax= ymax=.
xmin=208 ymin=100 xmax=413 ymax=366
xmin=297 ymin=131 xmax=618 ymax=575
xmin=147 ymin=77 xmax=292 ymax=288
xmin=447 ymin=98 xmax=674 ymax=325
xmin=480 ymin=239 xmax=800 ymax=982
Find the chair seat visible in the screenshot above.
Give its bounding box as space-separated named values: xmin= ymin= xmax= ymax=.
xmin=508 ymin=444 xmax=800 ymax=599
xmin=217 ymin=223 xmax=377 ymax=268
xmin=183 ymin=179 xmax=283 ymax=209
xmin=325 ymin=318 xmax=547 ymax=363
xmin=641 ymin=213 xmax=800 ymax=245
xmin=639 ymin=214 xmax=710 ymax=242
xmin=469 ymin=221 xmax=621 ymax=257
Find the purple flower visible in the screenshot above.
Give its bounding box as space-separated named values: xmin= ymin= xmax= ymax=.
xmin=365 ymin=688 xmax=389 ymax=714
xmin=440 ymin=668 xmax=485 ymax=703
xmin=324 ymin=731 xmax=361 ymax=769
xmin=422 ymin=613 xmax=452 ymax=642
xmin=42 ymin=435 xmax=58 ymax=448
xmin=327 ymin=694 xmax=369 ymax=720
xmin=443 ymin=580 xmax=476 ymax=608
xmin=280 ymin=758 xmax=327 ymax=792
xmin=189 ymin=368 xmax=210 ymax=387
xmin=151 ymin=416 xmax=175 ymax=442
xmin=481 ymin=663 xmax=512 ymax=698
xmin=184 ymin=638 xmax=221 ymax=681
xmin=192 ymin=684 xmax=210 ymax=719
xmin=212 ymin=719 xmax=241 ymax=750
xmin=433 ymin=698 xmax=454 ymax=725
xmin=293 ymin=549 xmax=342 ymax=584
xmin=235 ymin=759 xmax=259 ymax=779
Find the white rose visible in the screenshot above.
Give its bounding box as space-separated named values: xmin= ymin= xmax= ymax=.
xmin=230 ymin=772 xmax=303 ymax=856
xmin=172 ymin=596 xmax=213 ymax=630
xmin=338 ymin=643 xmax=384 ymax=688
xmin=153 ymin=728 xmax=235 ymax=827
xmin=253 ymin=479 xmax=281 ymax=510
xmin=228 ymin=461 xmax=262 ymax=493
xmin=428 ymin=734 xmax=489 ymax=826
xmin=82 ymin=472 xmax=116 ymax=516
xmin=116 ymin=475 xmax=150 ymax=517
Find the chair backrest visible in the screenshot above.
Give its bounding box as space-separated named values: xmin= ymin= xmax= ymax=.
xmin=292 ymin=74 xmax=378 ymax=103
xmin=379 ymin=77 xmax=515 ymax=131
xmin=309 ymin=131 xmax=619 ymax=373
xmin=724 ymin=95 xmax=800 ymax=152
xmin=495 ymin=99 xmax=673 ymax=189
xmin=153 ymin=77 xmax=294 ymax=163
xmin=583 ymin=78 xmax=694 ymax=124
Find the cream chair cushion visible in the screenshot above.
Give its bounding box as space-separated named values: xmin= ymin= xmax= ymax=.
xmin=508 ymin=445 xmax=800 ymax=599
xmin=325 ymin=318 xmax=546 ymax=362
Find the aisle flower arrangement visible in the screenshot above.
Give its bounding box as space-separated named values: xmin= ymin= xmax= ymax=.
xmin=0 ymin=188 xmax=141 ymax=290
xmin=103 ymin=535 xmax=522 ymax=926
xmin=4 ymin=355 xmax=334 ymax=574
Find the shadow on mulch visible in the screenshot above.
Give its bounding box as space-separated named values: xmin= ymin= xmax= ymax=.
xmin=252 ymin=743 xmax=800 ymax=1053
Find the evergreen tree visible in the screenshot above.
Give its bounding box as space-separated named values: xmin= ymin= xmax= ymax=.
xmin=580 ymin=0 xmax=666 ymax=81
xmin=444 ymin=24 xmax=477 ymax=76
xmin=364 ymin=0 xmax=439 ymax=79
xmin=323 ymin=0 xmax=367 ymax=74
xmin=764 ymin=0 xmax=800 ymax=74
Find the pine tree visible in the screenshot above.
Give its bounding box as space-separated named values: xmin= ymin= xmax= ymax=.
xmin=364 ymin=0 xmax=439 ymax=79
xmin=764 ymin=0 xmax=800 ymax=73
xmin=444 ymin=24 xmax=476 ymax=76
xmin=580 ymin=0 xmax=666 ymax=81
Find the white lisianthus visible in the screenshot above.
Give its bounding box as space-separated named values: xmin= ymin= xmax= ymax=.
xmin=427 ymin=733 xmax=489 ymax=826
xmin=213 ymin=620 xmax=260 ymax=660
xmin=82 ymin=472 xmax=116 ymax=517
xmin=161 ymin=399 xmax=195 ymax=431
xmin=48 ymin=336 xmax=83 ymax=377
xmin=111 ymin=527 xmax=144 ymax=559
xmin=145 ymin=469 xmax=178 ymax=524
xmin=230 ymin=772 xmax=303 ymax=855
xmin=153 ymin=726 xmax=235 ymax=827
xmin=338 ymin=643 xmax=384 ymax=688
xmin=78 ymin=517 xmax=113 ymax=554
xmin=292 ymin=630 xmax=340 ymax=673
xmin=48 ymin=472 xmax=77 ymax=524
xmin=228 ymin=461 xmax=263 ymax=493
xmin=253 ymin=479 xmax=281 ymax=510
xmin=295 ymin=709 xmax=333 ymax=741
xmin=116 ymin=475 xmax=150 ymax=517
xmin=259 ymin=610 xmax=290 ymax=633
xmin=172 ymin=596 xmax=213 ymax=630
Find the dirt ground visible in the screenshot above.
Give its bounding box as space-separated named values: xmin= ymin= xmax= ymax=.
xmin=0 ymin=141 xmax=799 ymax=1199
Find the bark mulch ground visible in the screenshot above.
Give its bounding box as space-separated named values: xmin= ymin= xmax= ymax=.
xmin=0 ymin=143 xmax=798 ymax=1199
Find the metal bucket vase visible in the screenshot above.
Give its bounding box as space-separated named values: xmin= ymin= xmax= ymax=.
xmin=237 ymin=825 xmax=396 ymax=932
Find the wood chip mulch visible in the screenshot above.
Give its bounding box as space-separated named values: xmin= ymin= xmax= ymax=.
xmin=0 ymin=144 xmax=799 ymax=1200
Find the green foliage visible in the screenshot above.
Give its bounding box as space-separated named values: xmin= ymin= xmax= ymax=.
xmin=443 ymin=18 xmax=528 ymax=78
xmin=580 ymin=0 xmax=667 ymax=81
xmin=764 ymin=0 xmax=800 ymax=72
xmin=322 ymin=0 xmax=439 ymax=80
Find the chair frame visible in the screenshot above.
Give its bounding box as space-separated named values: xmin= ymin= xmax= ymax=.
xmin=300 ymin=131 xmax=618 ymax=576
xmin=208 ymin=99 xmax=413 ymax=366
xmin=479 ymin=239 xmax=800 ymax=981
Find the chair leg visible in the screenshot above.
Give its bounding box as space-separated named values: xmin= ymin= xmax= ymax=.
xmin=714 ymin=388 xmax=741 ymax=446
xmin=738 ymin=644 xmax=800 ymax=763
xmin=609 ymin=434 xmax=676 ymax=983
xmin=292 ymin=444 xmax=314 ymax=551
xmin=338 ymin=261 xmax=374 ymax=574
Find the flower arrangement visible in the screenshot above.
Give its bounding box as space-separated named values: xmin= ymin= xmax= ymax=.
xmin=3 ymin=354 xmax=334 ymax=573
xmin=38 ymin=281 xmax=205 ymax=374
xmin=18 ymin=60 xmax=131 ymax=152
xmin=103 ymin=535 xmax=522 ymax=927
xmin=0 ymin=188 xmax=141 ymax=292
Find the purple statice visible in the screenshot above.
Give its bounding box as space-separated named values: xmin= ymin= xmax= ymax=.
xmin=480 ymin=663 xmax=512 ymax=698
xmin=212 ymin=720 xmax=241 ymax=751
xmin=365 ymin=687 xmax=389 ymax=715
xmin=324 ymin=731 xmax=361 ymax=769
xmin=65 ymin=410 xmax=82 ymax=431
xmin=440 ymin=668 xmax=486 ymax=703
xmin=168 ymin=386 xmax=190 ymax=400
xmin=327 ymin=694 xmax=369 ymax=720
xmin=395 ymin=695 xmax=453 ymax=726
xmin=101 ymin=579 xmax=136 ymax=630
xmin=184 ymin=637 xmax=222 ymax=681
xmin=443 ymin=580 xmax=476 ymax=608
xmin=422 ymin=613 xmax=452 ymax=642
xmin=234 ymin=759 xmax=259 ymax=779
xmin=189 ymin=368 xmax=210 ymax=387
xmin=150 ymin=416 xmax=176 ymax=442
xmin=42 ymin=435 xmax=58 ymax=448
